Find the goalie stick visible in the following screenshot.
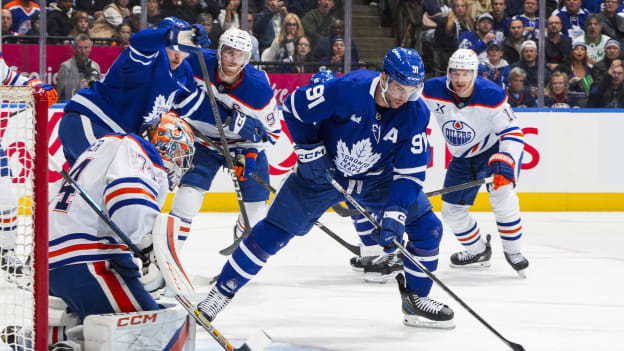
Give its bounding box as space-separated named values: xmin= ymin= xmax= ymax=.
xmin=186 ymin=123 xmax=361 ymax=257
xmin=196 ymin=50 xmax=252 ymax=243
xmin=48 ymin=157 xmax=271 ymax=351
xmin=325 ymin=172 xmax=526 ymax=351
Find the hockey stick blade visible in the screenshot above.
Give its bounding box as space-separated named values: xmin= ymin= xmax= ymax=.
xmin=331 ymin=203 xmax=360 ymax=217
xmin=175 ymin=295 xmax=271 ymax=351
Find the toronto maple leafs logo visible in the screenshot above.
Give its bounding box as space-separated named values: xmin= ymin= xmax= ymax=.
xmin=144 ymin=91 xmax=177 ymax=123
xmin=334 ymin=138 xmax=382 ymax=176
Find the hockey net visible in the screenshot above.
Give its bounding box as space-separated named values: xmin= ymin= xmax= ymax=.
xmin=0 ymin=86 xmax=48 ymax=351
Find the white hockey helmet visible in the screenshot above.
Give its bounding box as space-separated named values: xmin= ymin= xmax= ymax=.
xmin=446 ymin=48 xmax=479 ymax=93
xmin=218 ymin=28 xmax=253 ymax=68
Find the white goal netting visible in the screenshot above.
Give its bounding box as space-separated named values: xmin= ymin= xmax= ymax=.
xmin=0 ymin=86 xmax=47 ymax=351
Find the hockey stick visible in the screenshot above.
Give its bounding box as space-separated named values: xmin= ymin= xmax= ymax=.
xmin=325 ymin=172 xmax=526 ymax=351
xmin=48 ymin=157 xmax=271 ymax=351
xmin=196 ymin=50 xmax=252 ymax=243
xmin=187 ymin=123 xmax=361 ymax=257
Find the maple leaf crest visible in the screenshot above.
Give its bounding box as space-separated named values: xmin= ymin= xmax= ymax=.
xmin=144 ymin=91 xmax=177 ymax=123
xmin=334 ymin=138 xmax=381 ymax=176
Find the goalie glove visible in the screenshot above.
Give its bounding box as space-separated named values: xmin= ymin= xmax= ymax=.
xmin=488 ymin=152 xmax=515 ymax=190
xmin=138 ymin=234 xmax=166 ymax=294
xmin=234 ymin=148 xmax=257 ymax=181
xmin=27 ymin=79 xmax=58 ymax=107
xmin=226 ymin=110 xmax=272 ymax=144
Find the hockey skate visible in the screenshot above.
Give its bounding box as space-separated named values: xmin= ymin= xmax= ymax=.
xmin=363 ymin=252 xmax=403 ymax=283
xmin=396 ymin=273 xmax=455 ymax=329
xmin=197 ymin=287 xmax=233 ymax=322
xmin=349 ymin=255 xmax=376 ymax=272
xmin=449 ymin=234 xmax=492 ymax=268
xmin=504 ymin=252 xmax=529 ymax=278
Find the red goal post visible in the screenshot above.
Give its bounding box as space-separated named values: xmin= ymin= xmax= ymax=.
xmin=0 ymin=86 xmax=48 ymax=351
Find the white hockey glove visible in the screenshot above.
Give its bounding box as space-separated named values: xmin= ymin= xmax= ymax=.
xmin=138 ymin=234 xmax=166 ymax=294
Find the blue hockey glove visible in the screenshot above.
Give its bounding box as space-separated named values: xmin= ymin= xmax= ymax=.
xmin=294 ymin=142 xmax=335 ymax=184
xmin=226 ymin=110 xmax=271 ymax=144
xmin=234 ymin=148 xmax=257 ymax=181
xmin=167 ymin=23 xmax=207 ymax=53
xmin=488 ymin=152 xmax=515 ymax=190
xmin=190 ymin=24 xmax=211 ymax=49
xmin=376 ymin=206 xmax=406 ymax=252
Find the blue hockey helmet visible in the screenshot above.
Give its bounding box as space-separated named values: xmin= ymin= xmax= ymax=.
xmin=158 ymin=16 xmax=190 ymax=30
xmin=310 ymin=69 xmax=337 ymax=85
xmin=381 ymin=47 xmax=425 ymax=102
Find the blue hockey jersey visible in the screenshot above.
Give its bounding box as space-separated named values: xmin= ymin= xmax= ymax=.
xmin=177 ymin=49 xmax=280 ymax=150
xmin=283 ymin=69 xmax=431 ymax=210
xmin=64 ymin=27 xmax=198 ymax=135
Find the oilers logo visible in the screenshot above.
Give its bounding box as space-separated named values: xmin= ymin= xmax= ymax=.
xmin=442 ymin=120 xmax=475 ymax=146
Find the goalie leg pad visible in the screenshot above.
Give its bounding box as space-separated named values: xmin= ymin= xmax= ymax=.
xmin=170 ymin=185 xmax=205 ymax=249
xmin=152 ymin=214 xmax=194 ymax=297
xmin=83 ymin=304 xmax=195 ymax=351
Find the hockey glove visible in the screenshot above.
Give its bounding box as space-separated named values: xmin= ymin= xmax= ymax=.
xmin=167 ymin=23 xmax=209 ymax=53
xmin=376 ymin=206 xmax=406 ymax=252
xmin=27 ymin=79 xmax=58 ymax=107
xmin=226 ymin=110 xmax=272 ymax=144
xmin=190 ymin=24 xmax=211 ymax=48
xmin=294 ymin=142 xmax=336 ymax=184
xmin=488 ymin=152 xmax=515 ymax=190
xmin=234 ymin=148 xmax=258 ymax=181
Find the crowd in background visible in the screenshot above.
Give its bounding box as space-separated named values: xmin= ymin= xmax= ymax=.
xmin=1 ymin=0 xmax=623 ymax=107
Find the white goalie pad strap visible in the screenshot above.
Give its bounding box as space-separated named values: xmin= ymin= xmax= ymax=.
xmin=83 ymin=304 xmax=195 ymax=351
xmin=153 ymin=213 xmax=195 ymax=297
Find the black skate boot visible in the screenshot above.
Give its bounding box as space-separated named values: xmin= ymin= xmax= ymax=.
xmin=504 ymin=252 xmax=529 ymax=278
xmin=198 ymin=287 xmax=233 ymax=322
xmin=396 ymin=273 xmax=455 ymax=329
xmin=449 ymin=234 xmax=492 ymax=268
xmin=363 ymin=252 xmax=403 ymax=283
xmin=349 ymin=255 xmax=376 ymax=272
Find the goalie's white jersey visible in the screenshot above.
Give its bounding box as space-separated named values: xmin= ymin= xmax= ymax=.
xmin=49 ymin=134 xmax=169 ymax=270
xmin=422 ymin=76 xmax=525 ymax=166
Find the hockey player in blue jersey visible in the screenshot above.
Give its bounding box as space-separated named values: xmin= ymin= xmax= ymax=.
xmin=59 ymin=16 xmax=209 ymax=167
xmin=45 ymin=114 xmax=196 ymax=350
xmin=171 ymin=28 xmax=280 ymax=248
xmin=421 ymin=48 xmax=529 ymax=277
xmin=196 ymin=48 xmax=455 ymax=329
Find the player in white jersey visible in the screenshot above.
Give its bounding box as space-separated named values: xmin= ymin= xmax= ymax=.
xmin=46 ymin=114 xmax=195 ymax=349
xmin=0 ymin=50 xmax=57 ymax=279
xmin=421 ymin=49 xmax=529 ymax=277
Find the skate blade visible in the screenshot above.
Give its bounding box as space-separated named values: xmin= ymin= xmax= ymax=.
xmin=516 ymin=269 xmax=527 ymax=279
xmin=449 ymin=261 xmax=491 ymax=269
xmin=351 ymin=266 xmax=364 ymax=273
xmin=364 ymin=271 xmax=399 ymax=283
xmin=403 ymin=315 xmax=455 ymax=330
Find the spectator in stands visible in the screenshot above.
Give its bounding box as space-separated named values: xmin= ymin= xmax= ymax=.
xmin=504 ymin=40 xmax=551 ymax=92
xmin=596 ymin=0 xmax=624 ymax=43
xmin=512 ymin=0 xmax=540 ymax=41
xmin=489 ymin=0 xmax=509 ymax=40
xmin=435 ymin=0 xmax=473 ymax=70
xmin=589 ymin=61 xmax=624 ymax=107
xmin=471 ymin=0 xmax=492 ymax=20
xmin=198 ymin=12 xmax=223 ymax=50
xmin=261 ymin=13 xmax=304 ymax=63
xmin=48 ymin=0 xmax=74 ymax=39
xmin=3 ymin=0 xmax=39 ymax=34
xmin=592 ymin=39 xmax=622 ymax=87
xmin=161 ymin=0 xmax=202 ymax=25
xmin=70 ymin=11 xmax=90 ymax=38
xmin=128 ymin=6 xmax=142 ymax=33
xmin=111 ymin=22 xmax=132 ymax=48
xmin=479 ymin=40 xmax=509 ymax=86
xmin=75 ymin=0 xmax=108 ymax=18
xmin=254 ymin=0 xmax=288 ymax=54
xmin=302 ymin=0 xmax=336 ymax=49
xmin=458 ymin=13 xmax=497 ymax=62
xmin=287 ymin=0 xmax=317 ymax=18
xmin=579 ymin=14 xmax=612 ymax=65
xmin=319 ymin=34 xmax=356 ymax=73
xmin=146 ymin=0 xmax=163 ymax=28
xmin=544 ymin=71 xmax=585 ymax=107
xmin=1 ymin=9 xmax=13 ymax=38
xmin=245 ymin=11 xmax=261 ymax=62
xmin=505 ymin=66 xmax=537 ymax=107
xmin=89 ymin=0 xmax=130 ymax=39
xmin=25 ymin=10 xmax=38 ymax=36
xmin=567 ymin=40 xmax=594 ymax=95
xmin=279 ymin=35 xmax=314 ymax=72
xmin=546 ymin=15 xmax=572 ymax=70
xmin=553 ymin=0 xmax=589 ymax=39
xmin=312 ymin=17 xmax=358 ymax=62
xmin=56 ymin=34 xmax=101 ymax=101
xmin=218 ymin=0 xmax=241 ymax=30
xmin=502 ymin=18 xmax=525 ymax=64
xmin=506 ymin=0 xmax=524 ymax=17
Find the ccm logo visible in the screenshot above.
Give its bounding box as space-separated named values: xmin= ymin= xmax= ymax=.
xmin=117 ymin=314 xmax=157 ymax=327
xmin=297 ymin=148 xmax=325 ymax=162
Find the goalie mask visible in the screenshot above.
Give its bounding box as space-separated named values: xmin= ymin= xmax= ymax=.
xmin=446 ymin=48 xmax=479 ymax=96
xmin=141 ymin=114 xmax=195 ymax=190
xmin=380 ymin=47 xmax=425 ymax=107
xmin=217 ymin=29 xmax=253 ymax=76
